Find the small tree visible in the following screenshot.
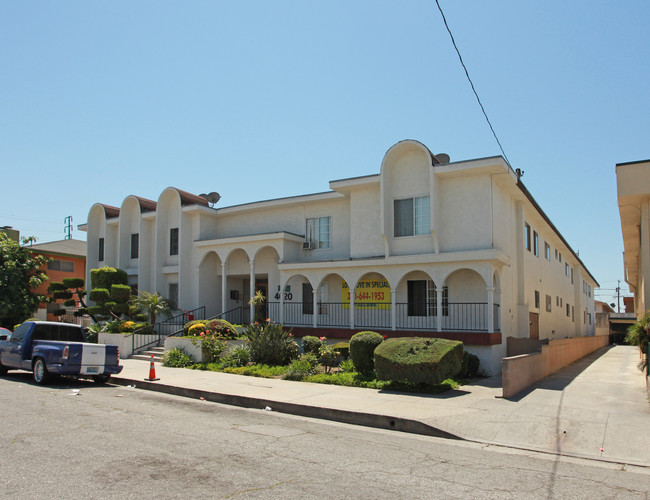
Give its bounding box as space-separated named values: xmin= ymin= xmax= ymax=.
xmin=0 ymin=234 xmax=49 ymax=329
xmin=48 ymin=277 xmax=95 ymax=322
xmin=131 ymin=291 xmax=171 ymax=325
xmin=87 ymin=267 xmax=131 ymax=320
xmin=249 ymin=289 xmax=266 ymax=323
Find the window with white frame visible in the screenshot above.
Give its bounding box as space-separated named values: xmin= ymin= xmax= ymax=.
xmin=305 ymin=216 xmax=331 ymax=249
xmin=525 ymin=223 xmax=531 ymax=251
xmin=533 ymin=231 xmax=539 ymax=256
xmin=545 ymin=242 xmax=551 ymax=261
xmin=394 ymin=196 xmax=430 ymax=237
xmin=546 ymin=294 xmax=552 ymax=312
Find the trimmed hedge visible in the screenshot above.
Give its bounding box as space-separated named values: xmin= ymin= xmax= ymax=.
xmin=374 ymin=337 xmax=464 ymax=385
xmin=460 ymin=351 xmax=480 ymax=378
xmin=349 ymin=331 xmax=384 ymax=375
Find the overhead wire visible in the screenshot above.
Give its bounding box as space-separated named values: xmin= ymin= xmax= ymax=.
xmin=434 ymin=0 xmax=511 ymax=166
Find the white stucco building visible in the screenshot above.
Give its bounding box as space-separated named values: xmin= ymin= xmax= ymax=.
xmin=617 ymin=158 xmax=650 ymax=318
xmin=81 ymin=140 xmax=598 ymax=375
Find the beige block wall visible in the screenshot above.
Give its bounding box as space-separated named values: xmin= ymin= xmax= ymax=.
xmin=502 ymin=335 xmax=609 ymax=398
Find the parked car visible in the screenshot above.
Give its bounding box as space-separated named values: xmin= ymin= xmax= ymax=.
xmin=0 ymin=328 xmax=10 ymax=338
xmin=0 ymin=321 xmax=122 ymax=384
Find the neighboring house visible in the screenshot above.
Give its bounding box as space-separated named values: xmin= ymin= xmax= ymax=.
xmin=80 ymin=140 xmax=598 ymax=375
xmin=617 ymin=159 xmax=650 ymax=318
xmin=27 ymin=239 xmax=87 ymax=323
xmin=0 ymin=226 xmax=20 ymax=242
xmin=594 ymin=300 xmax=614 ymax=337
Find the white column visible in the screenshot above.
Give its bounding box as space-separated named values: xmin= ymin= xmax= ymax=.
xmin=391 ymin=288 xmax=397 ymax=331
xmin=249 ymin=260 xmax=255 ymax=323
xmin=487 ymin=286 xmax=495 ymax=334
xmin=349 ymin=287 xmax=355 ymax=329
xmin=437 ymin=287 xmax=443 ymax=332
xmin=279 ymin=287 xmax=285 ymax=324
xmin=312 ymin=288 xmax=319 ymax=329
xmin=221 ymin=263 xmax=227 ymax=317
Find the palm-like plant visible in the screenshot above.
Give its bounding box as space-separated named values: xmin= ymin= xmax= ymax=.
xmin=132 ymin=291 xmax=171 ymax=325
xmin=626 ymin=313 xmax=649 ymax=374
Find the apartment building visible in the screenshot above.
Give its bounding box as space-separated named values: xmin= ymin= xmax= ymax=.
xmin=81 ymin=140 xmax=597 ymax=374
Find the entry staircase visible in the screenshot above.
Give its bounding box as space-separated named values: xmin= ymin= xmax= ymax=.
xmin=131 ymin=346 xmax=165 ymax=362
xmin=127 ymin=306 xmax=243 ymax=362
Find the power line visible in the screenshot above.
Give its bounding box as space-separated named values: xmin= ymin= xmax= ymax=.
xmin=434 ymin=0 xmax=510 ymax=165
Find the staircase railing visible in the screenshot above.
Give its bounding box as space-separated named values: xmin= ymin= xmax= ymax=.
xmin=131 ymin=306 xmax=206 ymax=354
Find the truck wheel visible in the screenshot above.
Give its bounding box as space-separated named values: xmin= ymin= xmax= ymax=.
xmin=32 ymin=358 xmax=50 ymax=385
xmin=92 ymin=374 xmax=111 ymax=384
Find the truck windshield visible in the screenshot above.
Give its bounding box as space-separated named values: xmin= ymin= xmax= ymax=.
xmin=32 ymin=324 xmax=85 ymax=342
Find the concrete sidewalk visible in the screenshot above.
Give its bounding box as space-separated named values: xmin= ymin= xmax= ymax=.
xmin=112 ymin=345 xmax=650 ymax=467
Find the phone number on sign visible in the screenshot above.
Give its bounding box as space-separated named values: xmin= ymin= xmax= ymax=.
xmin=346 ymin=291 xmax=386 ymax=301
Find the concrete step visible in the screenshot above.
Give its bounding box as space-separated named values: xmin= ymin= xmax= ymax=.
xmin=130 ymin=353 xmax=164 ymax=362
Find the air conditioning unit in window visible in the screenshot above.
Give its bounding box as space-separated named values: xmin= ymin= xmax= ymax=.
xmin=302 ymin=241 xmax=315 ymax=250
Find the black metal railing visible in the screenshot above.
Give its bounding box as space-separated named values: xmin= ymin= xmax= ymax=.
xmin=213 ymin=306 xmax=244 ymax=325
xmin=267 ymin=301 xmax=500 ymax=332
xmin=131 ymin=306 xmax=206 ymax=353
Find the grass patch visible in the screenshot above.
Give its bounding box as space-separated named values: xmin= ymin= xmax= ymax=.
xmin=185 ymin=363 xmax=460 ymax=394
xmin=188 ymin=362 xmax=287 ymax=378
xmin=304 ymin=371 xmax=460 ymax=394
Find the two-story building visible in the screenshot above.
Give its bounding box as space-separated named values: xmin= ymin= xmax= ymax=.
xmin=81 ymin=140 xmax=598 ymax=374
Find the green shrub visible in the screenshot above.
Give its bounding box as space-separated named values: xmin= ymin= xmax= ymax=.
xmin=163 ymin=347 xmax=195 ymax=367
xmin=331 ymin=342 xmax=350 ymax=359
xmin=190 ymin=335 xmax=226 ymax=363
xmin=302 ymin=335 xmax=323 ymax=355
xmin=89 ymin=288 xmax=110 ymax=303
xmin=119 ymin=320 xmax=137 ymax=333
xmin=318 ymin=344 xmax=341 ymax=374
xmin=90 ymin=266 xmax=128 ymax=290
xmin=183 ymin=318 xmax=238 ymax=339
xmin=245 ymin=321 xmax=299 ymax=365
xmin=111 ymin=284 xmax=132 ymax=301
xmin=222 ymin=364 xmax=287 ymax=378
xmin=374 ymin=337 xmax=464 ymax=385
xmin=283 ymin=353 xmax=320 ymax=381
xmin=349 ymin=331 xmax=384 ymax=375
xmin=219 ymin=346 xmax=251 ymax=368
xmin=460 ymin=351 xmax=480 ymax=378
xmin=339 ymin=358 xmax=355 ymax=373
xmin=188 ymin=323 xmax=207 ymax=336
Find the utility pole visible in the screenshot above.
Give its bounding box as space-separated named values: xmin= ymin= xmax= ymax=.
xmin=616 ymin=280 xmax=621 ymax=313
xmin=64 ymin=216 xmax=73 ymax=240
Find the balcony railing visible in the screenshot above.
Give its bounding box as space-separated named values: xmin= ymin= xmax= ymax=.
xmin=267 ymin=302 xmax=500 ymax=332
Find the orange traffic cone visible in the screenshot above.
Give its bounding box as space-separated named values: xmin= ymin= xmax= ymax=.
xmin=145 ymin=354 xmax=160 ymax=381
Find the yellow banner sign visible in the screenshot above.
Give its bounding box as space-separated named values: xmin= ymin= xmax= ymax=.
xmin=341 ymin=279 xmax=391 ymax=309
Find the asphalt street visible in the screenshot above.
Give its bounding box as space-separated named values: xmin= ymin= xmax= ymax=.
xmin=0 ymin=372 xmax=648 ymax=499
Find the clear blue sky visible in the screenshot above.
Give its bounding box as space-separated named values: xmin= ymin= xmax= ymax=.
xmin=2 ymin=1 xmax=648 ymax=306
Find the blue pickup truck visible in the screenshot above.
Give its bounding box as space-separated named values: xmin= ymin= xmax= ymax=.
xmin=0 ymin=321 xmax=123 ymax=384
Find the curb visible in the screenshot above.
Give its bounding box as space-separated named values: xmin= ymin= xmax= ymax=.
xmin=111 ymin=376 xmax=463 ymax=441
